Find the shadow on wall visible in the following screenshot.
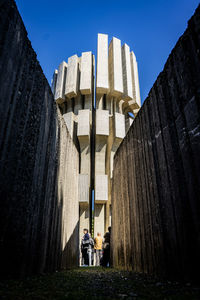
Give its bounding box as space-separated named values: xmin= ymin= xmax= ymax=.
xmin=0 ymin=0 xmax=79 ymax=278
xmin=62 ymin=222 xmax=79 ymax=269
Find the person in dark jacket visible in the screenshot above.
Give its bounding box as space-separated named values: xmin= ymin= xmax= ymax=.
xmin=81 ymin=229 xmax=94 ymax=266
xmin=102 ymin=226 xmax=111 ymax=267
xmin=81 ymin=229 xmax=89 ymax=265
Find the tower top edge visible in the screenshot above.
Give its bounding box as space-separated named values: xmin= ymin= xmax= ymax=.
xmin=122 ymin=43 xmax=130 ymax=49
xmin=130 ymin=51 xmax=136 ymax=60
xmin=82 ymin=51 xmax=92 ymax=55
xmin=98 ymin=33 xmax=108 ymax=38
xmin=110 ymin=36 xmax=121 ymax=43
xmin=60 ymin=61 xmax=68 ymax=67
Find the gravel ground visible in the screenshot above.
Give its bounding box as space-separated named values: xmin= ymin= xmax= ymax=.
xmin=0 ymin=267 xmax=199 ymax=299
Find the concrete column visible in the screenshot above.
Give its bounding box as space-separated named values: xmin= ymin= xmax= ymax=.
xmin=78 ymin=109 xmax=91 ymax=174
xmin=123 ymin=51 xmax=141 ymax=113
xmin=94 ymin=109 xmax=109 ymax=236
xmin=108 ymin=37 xmax=123 ymax=115
xmin=96 ymin=33 xmax=109 ymax=94
xmin=74 ymin=94 xmax=83 ymax=115
xmin=65 ymin=54 xmax=79 ymax=99
xmin=77 ymin=109 xmax=91 ymax=248
xmin=108 ymin=37 xmax=123 ymax=97
xmin=78 ymin=51 xmax=93 ymax=113
xmin=130 ymin=51 xmax=141 ymax=108
xmin=94 ymin=204 xmax=105 ymax=239
xmin=78 ymin=174 xmax=90 ymax=205
xmin=77 ymin=51 xmax=94 ymax=251
xmin=94 ymin=174 xmax=108 ymax=237
xmin=122 ymin=43 xmax=133 ymax=108
xmin=80 ymin=51 xmax=92 ymax=95
xmin=55 ymin=61 xmax=67 ymax=104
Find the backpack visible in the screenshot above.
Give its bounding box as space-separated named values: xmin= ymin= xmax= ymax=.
xmin=82 ymin=239 xmax=90 ymax=249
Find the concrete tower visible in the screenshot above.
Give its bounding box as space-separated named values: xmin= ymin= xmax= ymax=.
xmin=51 ymin=33 xmax=141 ymax=253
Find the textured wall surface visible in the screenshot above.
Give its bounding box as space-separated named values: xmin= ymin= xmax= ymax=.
xmin=112 ymin=5 xmax=200 ymax=280
xmin=0 ymin=0 xmax=79 ymax=278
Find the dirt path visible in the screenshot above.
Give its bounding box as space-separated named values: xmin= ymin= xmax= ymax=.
xmin=0 ymin=267 xmax=199 ymax=299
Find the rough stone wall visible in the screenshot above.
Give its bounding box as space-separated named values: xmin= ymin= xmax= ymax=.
xmin=0 ymin=0 xmax=79 ymax=278
xmin=112 ymin=5 xmax=200 ymax=280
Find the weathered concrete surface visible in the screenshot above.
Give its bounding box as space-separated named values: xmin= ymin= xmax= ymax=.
xmin=55 ymin=61 xmax=67 ymax=103
xmin=80 ymin=51 xmax=92 ymax=95
xmin=0 ymin=0 xmax=79 ymax=278
xmin=130 ymin=51 xmax=141 ymax=108
xmin=122 ymin=43 xmax=133 ymax=101
xmin=108 ymin=37 xmax=123 ymax=97
xmin=111 ymin=5 xmax=200 ymax=281
xmin=96 ymin=33 xmax=109 ymax=94
xmin=65 ymin=55 xmax=79 ymax=98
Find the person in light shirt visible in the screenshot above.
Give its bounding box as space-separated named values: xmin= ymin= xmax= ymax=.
xmin=94 ymin=232 xmax=103 ymax=266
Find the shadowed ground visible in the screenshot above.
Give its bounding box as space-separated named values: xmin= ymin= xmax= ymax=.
xmin=0 ymin=268 xmax=199 ymax=299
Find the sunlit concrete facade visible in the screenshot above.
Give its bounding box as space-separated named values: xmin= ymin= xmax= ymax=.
xmin=51 ymin=33 xmax=141 ymax=247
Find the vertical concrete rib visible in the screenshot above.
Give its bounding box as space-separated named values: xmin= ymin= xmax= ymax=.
xmin=94 ymin=109 xmax=109 ymax=236
xmin=130 ymin=51 xmax=141 ymax=108
xmin=108 ymin=37 xmax=123 ymax=114
xmin=80 ymin=51 xmax=92 ymax=95
xmin=96 ymin=33 xmax=109 ymax=95
xmin=77 ymin=108 xmax=91 ymax=241
xmin=109 ymin=37 xmax=123 ymax=97
xmin=124 ymin=51 xmax=141 ymax=113
xmin=122 ymin=43 xmax=133 ymax=101
xmin=65 ymin=54 xmax=79 ymax=99
xmin=55 ymin=61 xmax=67 ymax=103
xmin=95 ymin=33 xmax=109 ymax=236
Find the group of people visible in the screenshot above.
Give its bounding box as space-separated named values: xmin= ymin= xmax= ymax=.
xmin=81 ymin=227 xmax=111 ymax=267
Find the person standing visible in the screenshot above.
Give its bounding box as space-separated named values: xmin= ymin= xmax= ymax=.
xmin=102 ymin=227 xmax=111 ymax=267
xmin=88 ymin=233 xmax=94 ymax=266
xmin=81 ymin=229 xmax=90 ymax=266
xmin=94 ymin=232 xmax=103 ymax=266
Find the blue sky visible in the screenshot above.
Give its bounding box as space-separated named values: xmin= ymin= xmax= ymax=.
xmin=15 ymin=0 xmax=199 ymax=104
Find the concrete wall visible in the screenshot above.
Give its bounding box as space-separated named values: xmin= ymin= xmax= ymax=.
xmin=111 ymin=5 xmax=200 ymax=281
xmin=0 ymin=0 xmax=79 ymax=278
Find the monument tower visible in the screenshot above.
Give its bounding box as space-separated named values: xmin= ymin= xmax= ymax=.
xmin=51 ymin=33 xmax=141 ymax=244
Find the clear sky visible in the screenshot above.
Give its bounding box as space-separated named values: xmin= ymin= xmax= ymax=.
xmin=15 ymin=0 xmax=199 ymax=104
